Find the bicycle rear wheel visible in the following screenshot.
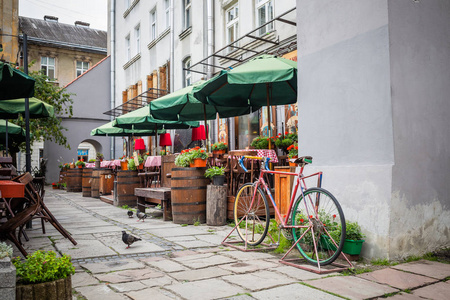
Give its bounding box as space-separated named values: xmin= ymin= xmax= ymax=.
xmin=291 ymin=187 xmax=345 ymax=266
xmin=234 ymin=183 xmax=270 ymax=246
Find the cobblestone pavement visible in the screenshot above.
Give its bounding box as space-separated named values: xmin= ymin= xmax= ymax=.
xmin=8 ymin=189 xmax=450 ymax=300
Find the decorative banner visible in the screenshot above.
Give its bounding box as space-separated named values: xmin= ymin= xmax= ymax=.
xmin=77 ymin=149 xmax=88 ymax=156
xmin=259 ymin=107 xmax=276 ymax=137
xmin=218 ymin=118 xmax=228 ymax=143
xmin=285 ymin=104 xmax=298 ymax=134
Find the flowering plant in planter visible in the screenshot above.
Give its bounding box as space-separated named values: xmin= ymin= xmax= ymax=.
xmin=12 ymin=250 xmax=75 ymax=284
xmin=174 ymin=150 xmax=192 ymax=167
xmin=287 ymin=143 xmax=298 ymax=158
xmin=189 ymin=147 xmax=208 ymax=160
xmin=204 ymin=166 xmax=225 ymax=178
xmin=74 ymin=159 xmax=85 ymax=167
xmin=250 ymin=136 xmax=270 ymax=149
xmin=96 ymin=152 xmax=104 ymax=161
xmin=211 ymin=142 xmax=228 ymax=151
xmin=275 ymin=132 xmax=298 ymax=154
xmin=127 ymin=157 xmax=137 ymax=170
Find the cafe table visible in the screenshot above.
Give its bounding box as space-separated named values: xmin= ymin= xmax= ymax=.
xmin=0 ymin=180 xmax=25 ymax=217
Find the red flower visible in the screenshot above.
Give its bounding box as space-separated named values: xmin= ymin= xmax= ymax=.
xmin=200 ymin=150 xmax=204 ymax=153
xmin=278 ymin=133 xmax=281 ymax=136
xmin=333 ymin=214 xmax=336 ymax=218
xmin=266 ymin=138 xmax=270 ymax=141
xmin=300 ymin=218 xmax=304 ymax=223
xmin=295 ymin=146 xmax=298 ymax=150
xmin=310 ymin=215 xmax=313 ymax=219
xmin=285 ymin=131 xmax=288 ymax=135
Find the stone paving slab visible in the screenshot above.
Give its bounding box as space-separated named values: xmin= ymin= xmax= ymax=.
xmin=126 ymin=287 xmax=180 ymax=300
xmin=220 ymin=250 xmax=277 ymax=261
xmin=165 ymin=278 xmax=246 ymax=300
xmin=357 ymin=267 xmax=438 ymax=290
xmin=140 ymin=275 xmax=177 ymax=287
xmin=251 ymin=283 xmax=342 ymax=300
xmin=172 ymin=252 xmax=236 ymax=269
xmin=412 ymin=281 xmax=450 ymax=300
xmin=271 ymin=265 xmax=331 ymax=281
xmin=148 ymin=226 xmax=212 ymax=237
xmin=109 ymin=281 xmax=148 ymax=293
xmin=140 ymin=257 xmax=189 ymax=272
xmin=392 ymin=260 xmax=450 ymax=280
xmin=72 ymin=272 xmax=100 ymax=288
xmin=64 ymin=225 xmax=125 ymax=235
xmin=75 ymin=284 xmax=128 ymax=300
xmin=306 ymin=275 xmax=399 ymax=300
xmin=170 ymin=266 xmax=233 ymax=281
xmin=56 ymin=239 xmax=117 ymax=259
xmin=387 ymin=292 xmax=427 ymax=300
xmin=94 ymin=268 xmax=164 ymax=283
xmin=80 ymin=258 xmax=146 ymax=274
xmin=219 ymin=259 xmax=279 ymax=274
xmin=222 ymin=270 xmax=296 ymax=292
xmin=96 ymin=232 xmax=165 ymax=254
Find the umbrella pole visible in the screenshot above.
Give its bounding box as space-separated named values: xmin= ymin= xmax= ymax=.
xmin=266 ymin=83 xmax=272 ymax=150
xmin=203 ymin=103 xmax=209 ymax=152
xmin=155 ymin=124 xmax=158 ymax=155
xmin=5 ymin=120 xmax=8 ymax=156
xmin=24 ymin=34 xmax=31 ymax=173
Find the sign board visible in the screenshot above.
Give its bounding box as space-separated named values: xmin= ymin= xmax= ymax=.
xmin=77 ymin=149 xmax=88 ymax=156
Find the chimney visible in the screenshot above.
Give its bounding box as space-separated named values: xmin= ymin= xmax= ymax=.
xmin=75 ymin=21 xmax=90 ymax=28
xmin=44 ymin=15 xmax=58 ymax=22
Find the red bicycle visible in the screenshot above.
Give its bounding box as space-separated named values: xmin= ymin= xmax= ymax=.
xmin=232 ymin=155 xmax=346 ymax=267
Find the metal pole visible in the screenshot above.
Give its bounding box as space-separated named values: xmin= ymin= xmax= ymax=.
xmin=5 ymin=120 xmax=8 ymax=156
xmin=24 ymin=34 xmax=31 ymax=173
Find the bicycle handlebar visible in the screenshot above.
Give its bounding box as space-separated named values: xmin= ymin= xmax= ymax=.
xmin=238 ymin=156 xmax=271 ymax=172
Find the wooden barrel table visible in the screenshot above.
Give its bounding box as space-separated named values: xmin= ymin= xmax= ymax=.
xmin=161 ymin=155 xmax=176 ymax=187
xmin=66 ymin=168 xmax=82 ymax=192
xmin=116 ymin=170 xmax=141 ymax=206
xmin=81 ymin=168 xmax=93 ymax=197
xmin=91 ymin=168 xmax=107 ymax=198
xmin=99 ymin=169 xmax=114 ymax=195
xmin=171 ymin=167 xmax=209 ymax=224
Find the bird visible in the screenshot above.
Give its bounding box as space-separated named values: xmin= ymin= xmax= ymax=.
xmin=136 ymin=210 xmax=148 ymax=222
xmin=127 ymin=210 xmax=133 ymax=218
xmin=122 ymin=231 xmax=141 ymax=249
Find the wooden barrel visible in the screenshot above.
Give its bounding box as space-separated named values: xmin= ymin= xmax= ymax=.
xmin=161 ymin=155 xmax=176 ymax=187
xmin=99 ymin=169 xmax=114 ymax=195
xmin=171 ymin=167 xmax=209 ymax=224
xmin=66 ymin=168 xmax=82 ymax=192
xmin=116 ymin=170 xmax=141 ymax=206
xmin=81 ymin=168 xmax=93 ymax=197
xmin=91 ymin=168 xmax=104 ymax=198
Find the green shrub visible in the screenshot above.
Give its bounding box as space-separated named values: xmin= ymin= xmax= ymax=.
xmin=204 ymin=166 xmax=225 ymax=178
xmin=128 ymin=158 xmax=137 ymax=170
xmin=13 ymin=250 xmax=75 ymax=284
xmin=0 ymin=242 xmax=13 ymax=259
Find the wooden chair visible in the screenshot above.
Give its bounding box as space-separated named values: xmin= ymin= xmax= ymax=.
xmin=228 ymin=150 xmax=258 ymax=196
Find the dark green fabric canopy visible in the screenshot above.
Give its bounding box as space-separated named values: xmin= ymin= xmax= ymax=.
xmin=149 ymin=80 xmax=259 ymax=121
xmin=0 ymin=62 xmax=35 ymax=100
xmin=91 ymin=121 xmax=165 ymax=137
xmin=193 ymin=55 xmax=297 ymax=107
xmin=0 ymin=97 xmax=54 ymax=119
xmin=0 ymin=119 xmax=26 ymax=146
xmin=113 ymin=105 xmax=199 ymax=130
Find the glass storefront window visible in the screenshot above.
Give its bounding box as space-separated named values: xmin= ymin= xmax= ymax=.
xmin=237 ymin=110 xmax=259 ymax=149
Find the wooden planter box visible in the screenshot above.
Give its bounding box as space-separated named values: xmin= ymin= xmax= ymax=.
xmin=16 ymin=276 xmax=72 ymax=300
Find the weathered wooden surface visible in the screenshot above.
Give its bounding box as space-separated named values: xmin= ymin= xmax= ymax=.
xmin=206 ymin=184 xmax=227 ymax=226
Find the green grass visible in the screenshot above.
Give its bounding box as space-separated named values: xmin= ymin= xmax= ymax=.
xmin=342 ymin=267 xmax=372 ymax=276
xmin=371 ymin=258 xmax=398 ymax=266
xmin=193 ymin=221 xmax=200 ymax=226
xmin=181 ymin=224 xmax=188 ymax=227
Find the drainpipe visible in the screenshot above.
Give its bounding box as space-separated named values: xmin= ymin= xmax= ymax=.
xmin=170 ymin=0 xmax=174 ymax=92
xmin=207 ymin=0 xmax=215 ymax=144
xmin=110 ymin=0 xmax=116 ymax=159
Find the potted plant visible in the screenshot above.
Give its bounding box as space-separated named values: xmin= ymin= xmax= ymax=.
xmin=250 ymin=136 xmax=269 ymax=149
xmin=287 ymin=142 xmax=298 ymax=166
xmin=174 ymin=150 xmax=192 ymax=167
xmin=328 ymin=220 xmax=365 ymax=256
xmin=274 ymin=132 xmax=298 ymax=154
xmin=188 ymin=147 xmax=208 ymax=167
xmin=88 ymin=159 xmax=96 ymax=163
xmin=137 ymin=154 xmax=145 ymax=169
xmin=60 ymin=182 xmax=67 ymax=190
xmin=96 ymin=152 xmax=104 ymax=161
xmin=204 ymin=166 xmax=226 ymax=186
xmin=13 ymin=250 xmax=75 ymax=300
xmin=127 ymin=157 xmax=137 ymax=171
xmin=51 ymin=182 xmax=58 ymax=189
xmin=120 ymin=155 xmax=128 ymax=170
xmin=75 ymin=159 xmax=85 ymax=168
xmin=211 ymin=142 xmax=228 ymax=155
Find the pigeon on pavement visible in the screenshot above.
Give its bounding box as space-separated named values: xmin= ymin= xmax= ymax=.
xmin=127 ymin=210 xmax=133 ymax=218
xmin=122 ymin=231 xmax=141 ymax=249
xmin=136 ymin=210 xmax=148 ymax=222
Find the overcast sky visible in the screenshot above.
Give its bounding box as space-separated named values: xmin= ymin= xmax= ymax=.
xmin=19 ymin=0 xmax=108 ymax=31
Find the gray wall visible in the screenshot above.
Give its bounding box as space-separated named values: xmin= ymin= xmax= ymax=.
xmin=297 ymin=0 xmax=450 ymax=259
xmin=45 ymin=56 xmax=113 ymax=183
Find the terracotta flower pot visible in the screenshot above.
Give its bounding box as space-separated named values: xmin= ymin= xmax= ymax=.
xmin=120 ymin=161 xmax=128 ymax=170
xmin=78 ymin=165 xmax=82 ymax=169
xmin=213 ymin=149 xmax=226 ymax=155
xmin=16 ymin=276 xmax=72 ymax=300
xmin=138 ymin=163 xmax=144 ymax=170
xmin=190 ymin=158 xmax=207 ymax=168
xmin=52 ymin=185 xmax=58 ymax=189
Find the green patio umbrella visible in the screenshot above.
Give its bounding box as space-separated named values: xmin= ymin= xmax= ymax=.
xmin=149 ymin=80 xmax=259 ymax=122
xmin=113 ymin=105 xmax=199 ymax=130
xmin=193 ymin=55 xmax=297 ymax=147
xmin=0 ymin=61 xmax=35 ymax=100
xmin=91 ymin=121 xmax=165 ymax=137
xmin=0 ymin=97 xmax=55 ymax=119
xmin=0 ymin=119 xmax=27 ymax=150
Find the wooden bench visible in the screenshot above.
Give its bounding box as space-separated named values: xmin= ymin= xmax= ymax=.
xmin=135 ymin=187 xmax=172 ymax=221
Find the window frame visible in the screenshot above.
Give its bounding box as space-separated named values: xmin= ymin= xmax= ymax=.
xmin=76 ymin=61 xmax=89 ymax=77
xmin=256 ymin=0 xmax=274 ymax=36
xmin=183 ymin=57 xmax=191 ymax=88
xmin=125 ymin=34 xmax=131 ymax=61
xmin=150 ymin=9 xmax=157 ymax=40
xmin=226 ymin=3 xmax=239 ymax=51
xmin=40 ymin=56 xmax=55 ymax=80
xmin=184 ymin=0 xmax=191 ymax=29
xmin=164 ymin=0 xmax=170 ymax=29
xmin=135 ymin=25 xmax=141 ymax=54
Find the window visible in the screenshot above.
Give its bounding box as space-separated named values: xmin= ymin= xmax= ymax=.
xmin=125 ymin=35 xmax=131 ymax=60
xmin=183 ymin=57 xmax=191 ymax=87
xmin=226 ymin=4 xmax=239 ymax=52
xmin=76 ymin=61 xmax=89 ymax=77
xmin=150 ymin=9 xmax=157 ymax=40
xmin=41 ymin=56 xmax=55 ymax=80
xmin=184 ymin=0 xmax=191 ymax=29
xmin=256 ymin=0 xmax=274 ymax=35
xmin=135 ymin=25 xmax=140 ymax=54
xmin=165 ymin=0 xmax=170 ymax=29
xmin=125 ymin=0 xmax=131 ymax=9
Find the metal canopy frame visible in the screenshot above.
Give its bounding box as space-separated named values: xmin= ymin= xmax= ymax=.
xmin=186 ymin=7 xmax=297 ymax=76
xmin=104 ymin=87 xmax=168 ymax=117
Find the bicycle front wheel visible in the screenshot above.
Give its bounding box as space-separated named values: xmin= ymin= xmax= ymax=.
xmin=291 ymin=187 xmax=345 ymax=266
xmin=234 ymin=183 xmax=270 ymax=246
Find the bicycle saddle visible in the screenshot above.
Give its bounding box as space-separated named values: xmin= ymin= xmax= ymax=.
xmin=293 ymin=156 xmax=313 ymax=165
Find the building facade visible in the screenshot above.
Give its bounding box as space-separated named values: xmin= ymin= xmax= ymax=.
xmin=109 ymin=0 xmax=297 ymax=155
